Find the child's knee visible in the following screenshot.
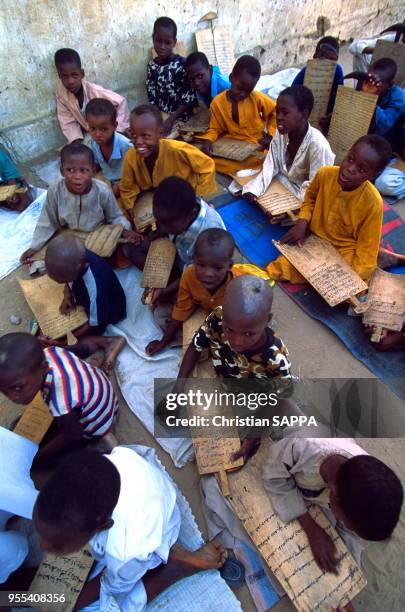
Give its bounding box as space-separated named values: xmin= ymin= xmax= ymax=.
xmin=375 ymin=168 xmax=405 ymax=197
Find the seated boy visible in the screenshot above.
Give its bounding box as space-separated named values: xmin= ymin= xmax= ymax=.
xmin=262 ymin=434 xmax=403 ymax=569
xmin=185 ymin=52 xmax=230 ymax=107
xmin=86 ymin=98 xmax=133 ymax=198
xmin=20 ymin=143 xmax=135 ymax=263
xmin=120 ymin=104 xmax=217 ymax=215
xmin=33 ymin=448 xmax=225 ymax=610
xmin=54 ymin=48 xmax=130 ymax=143
xmin=266 ymin=135 xmax=392 ymax=284
xmin=124 ymin=177 xmax=225 ymax=300
xmin=197 ymin=55 xmax=276 ymax=175
xmin=362 ymin=58 xmax=405 ymax=152
xmin=178 ymin=275 xmax=291 ymax=381
xmin=43 ymin=234 xmax=126 ymax=373
xmin=145 ymin=228 xmax=236 ymax=355
xmin=146 ymin=17 xmax=197 ymax=136
xmin=0 ymin=333 xmax=118 ymax=466
xmin=176 ymin=275 xmax=291 ymax=462
xmin=292 ymin=36 xmax=344 ymax=117
xmin=243 ymin=85 xmax=335 ymax=203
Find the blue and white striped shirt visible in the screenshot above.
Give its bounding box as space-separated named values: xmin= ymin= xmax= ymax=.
xmin=42 ymin=346 xmax=118 ymax=437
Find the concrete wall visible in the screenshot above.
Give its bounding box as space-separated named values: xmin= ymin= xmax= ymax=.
xmin=1 ymin=0 xmax=402 ymax=163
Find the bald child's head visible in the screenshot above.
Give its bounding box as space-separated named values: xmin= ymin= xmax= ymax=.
xmin=222 ymin=276 xmax=273 ymax=353
xmin=45 ymin=235 xmax=86 ymax=283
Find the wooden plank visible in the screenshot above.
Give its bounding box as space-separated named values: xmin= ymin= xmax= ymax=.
xmin=228 ymin=446 xmax=367 ymax=611
xmin=14 ymin=392 xmax=53 ymax=444
xmin=195 ymin=26 xmax=235 ymax=75
xmin=133 ymin=190 xmax=156 ymax=233
xmin=328 ymin=86 xmax=378 ymax=164
xmin=179 ymin=107 xmax=211 ymax=133
xmin=182 ymin=308 xmax=207 ymax=354
xmin=274 ymin=234 xmax=367 ymax=307
xmin=363 ymin=268 xmax=405 ymax=336
xmin=372 ymin=40 xmax=405 ymax=84
xmin=18 ymin=275 xmax=88 ymax=339
xmin=212 ymin=137 xmax=260 ymax=161
xmin=29 ymin=547 xmax=94 ymax=612
xmin=140 ymin=238 xmax=176 ymax=289
xmin=257 ymin=179 xmax=302 ymax=216
xmin=84 ymin=224 xmax=123 ymax=257
xmin=303 ymin=59 xmax=336 ymax=128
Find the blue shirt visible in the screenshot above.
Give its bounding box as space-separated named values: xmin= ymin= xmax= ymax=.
xmin=373 ymin=85 xmax=405 ymax=152
xmin=90 ymin=132 xmax=133 ymax=183
xmin=292 ymin=63 xmax=344 ymax=114
xmin=0 ymin=148 xmax=21 ymax=184
xmin=71 ymin=249 xmax=126 ymax=331
xmin=198 ymin=65 xmax=231 ymax=107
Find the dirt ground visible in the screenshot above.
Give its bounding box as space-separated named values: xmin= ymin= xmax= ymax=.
xmin=1 ymin=44 xmax=405 ymax=612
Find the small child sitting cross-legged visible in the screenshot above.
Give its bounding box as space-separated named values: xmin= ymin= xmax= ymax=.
xmin=0 ymin=333 xmax=119 ymax=467
xmin=33 ymin=448 xmax=226 ymax=610
xmin=145 ymin=228 xmax=236 ymax=355
xmin=262 ymin=434 xmax=403 ymax=570
xmin=42 ymin=234 xmax=127 ymax=374
xmin=20 ymin=143 xmax=137 ymax=263
xmin=176 ymin=275 xmax=292 ymax=461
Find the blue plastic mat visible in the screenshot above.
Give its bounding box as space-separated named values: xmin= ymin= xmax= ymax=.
xmin=216 ymin=194 xmax=405 ymax=398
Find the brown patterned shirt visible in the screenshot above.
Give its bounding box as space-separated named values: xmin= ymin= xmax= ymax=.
xmin=193 ymin=306 xmax=292 ymax=380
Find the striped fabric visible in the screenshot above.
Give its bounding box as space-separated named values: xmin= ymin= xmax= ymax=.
xmin=42 ymin=346 xmax=118 ymax=437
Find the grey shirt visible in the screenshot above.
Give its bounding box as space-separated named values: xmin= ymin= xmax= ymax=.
xmin=30 ymin=178 xmax=130 ymax=251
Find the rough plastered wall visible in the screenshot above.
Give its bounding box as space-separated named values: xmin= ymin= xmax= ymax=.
xmin=1 ymin=0 xmax=402 ymax=163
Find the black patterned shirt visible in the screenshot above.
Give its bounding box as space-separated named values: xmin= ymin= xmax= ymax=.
xmin=146 ymin=55 xmax=197 ymax=119
xmin=193 ymin=307 xmax=292 ymax=380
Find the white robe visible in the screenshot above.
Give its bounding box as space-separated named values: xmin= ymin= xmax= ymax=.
xmin=242 ymin=125 xmax=335 ymax=200
xmin=88 ymin=447 xmax=181 ymax=612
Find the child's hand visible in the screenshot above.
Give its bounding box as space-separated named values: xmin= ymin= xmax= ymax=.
xmin=145 ymin=339 xmax=166 ymax=356
xmin=231 ymin=437 xmax=261 ymax=466
xmin=280 ymin=219 xmax=308 ymax=246
xmin=20 ymin=248 xmax=36 ymax=264
xmin=243 ymin=192 xmax=258 ymax=203
xmin=362 ymin=74 xmax=382 ymax=95
xmin=201 ymin=141 xmax=214 ymax=156
xmin=60 ymin=295 xmax=75 ymax=315
xmin=306 ymin=522 xmax=339 ymax=573
xmin=122 ymin=229 xmax=144 ymax=245
xmin=112 ymin=183 xmax=120 ymax=198
xmin=258 ymin=133 xmax=272 ymax=149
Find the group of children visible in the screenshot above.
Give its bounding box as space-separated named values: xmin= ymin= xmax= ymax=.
xmin=0 ymin=14 xmax=404 ymax=611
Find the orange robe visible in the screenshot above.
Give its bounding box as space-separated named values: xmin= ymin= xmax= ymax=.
xmin=197 ymin=90 xmax=276 ymax=175
xmin=119 ymin=139 xmax=217 ymax=212
xmin=267 ymin=166 xmax=383 ymax=283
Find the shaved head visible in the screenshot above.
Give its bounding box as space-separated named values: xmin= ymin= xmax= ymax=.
xmin=45 ymin=235 xmax=86 ymax=283
xmin=223 ymin=275 xmax=273 ymax=321
xmin=0 ymin=333 xmax=44 ymax=376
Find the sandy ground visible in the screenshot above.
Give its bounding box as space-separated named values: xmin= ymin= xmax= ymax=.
xmin=1 ymin=44 xmax=404 ymax=612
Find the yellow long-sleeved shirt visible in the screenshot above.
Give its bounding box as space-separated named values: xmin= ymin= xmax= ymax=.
xmin=197 ymin=90 xmax=277 ymax=176
xmin=267 ymin=166 xmax=383 ymax=283
xmin=119 ymin=138 xmax=217 ymax=211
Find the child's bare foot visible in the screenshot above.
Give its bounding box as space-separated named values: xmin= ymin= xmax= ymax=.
xmin=171 ymin=542 xmax=227 ymax=570
xmin=86 ymin=349 xmax=106 ymax=369
xmin=102 ymin=336 xmax=126 ymax=375
xmin=378 ymin=247 xmax=405 ymax=269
